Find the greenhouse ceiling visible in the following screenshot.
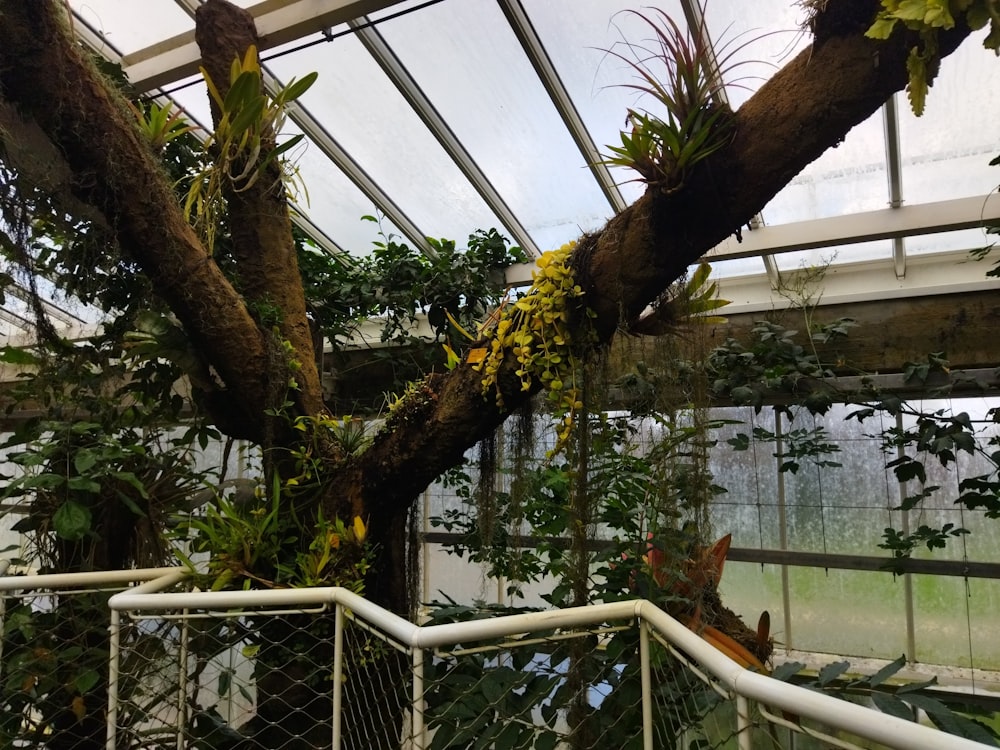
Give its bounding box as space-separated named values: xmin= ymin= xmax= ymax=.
xmin=4 ymin=0 xmax=1000 ymax=341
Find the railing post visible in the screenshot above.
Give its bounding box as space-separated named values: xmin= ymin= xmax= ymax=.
xmin=332 ymin=603 xmax=344 ymax=750
xmin=176 ymin=609 xmax=190 ymax=750
xmin=412 ymin=647 xmax=426 ymax=750
xmin=736 ymin=694 xmax=753 ymax=750
xmin=105 ymin=609 xmax=120 ymax=750
xmin=639 ymin=619 xmax=653 ymax=750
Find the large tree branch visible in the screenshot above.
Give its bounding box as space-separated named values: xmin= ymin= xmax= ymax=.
xmin=194 ymin=0 xmax=326 ymax=419
xmin=349 ymin=0 xmax=976 ymax=517
xmin=0 ymin=2 xmax=270 ymax=439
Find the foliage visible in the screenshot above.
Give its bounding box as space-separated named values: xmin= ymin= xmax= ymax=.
xmin=420 ymin=599 xmax=727 ymax=750
xmin=433 ymin=412 xmax=726 ymax=607
xmin=867 ymin=0 xmax=1000 ymax=115
xmin=773 ymin=655 xmax=1000 ymax=745
xmin=0 ymin=337 xmax=218 ymax=572
xmin=184 ymin=45 xmax=315 ymax=254
xmin=600 ymin=8 xmax=749 ymax=193
xmin=300 ymin=221 xmax=525 ymax=345
xmin=174 ymin=475 xmax=372 ymax=591
xmin=707 ymin=316 xmax=1000 ymax=565
xmin=476 ymin=241 xmax=592 ymax=453
xmin=0 ymin=593 xmax=112 ymax=747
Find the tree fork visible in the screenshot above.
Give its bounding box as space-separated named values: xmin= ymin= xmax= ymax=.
xmin=345 ymin=1 xmax=975 ymax=526
xmin=0 ymin=1 xmax=270 ymax=440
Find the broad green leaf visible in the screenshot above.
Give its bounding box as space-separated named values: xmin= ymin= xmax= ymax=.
xmin=0 ymin=346 xmax=40 ymax=365
xmin=872 ymin=691 xmax=913 ymax=720
xmin=74 ymin=449 xmax=98 ymax=474
xmin=53 ymin=500 xmax=92 ymax=541
xmin=281 ymin=71 xmax=318 ymax=102
xmin=74 ymin=669 xmax=101 ymax=694
xmin=66 ymin=476 xmax=101 ymax=493
xmin=817 ymin=660 xmax=851 ymax=687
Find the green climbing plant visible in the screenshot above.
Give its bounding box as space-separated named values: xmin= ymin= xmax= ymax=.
xmin=867 ymin=0 xmax=1000 ymax=115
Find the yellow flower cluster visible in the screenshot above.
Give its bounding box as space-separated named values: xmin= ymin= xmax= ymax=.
xmin=476 ymin=241 xmax=589 ymax=454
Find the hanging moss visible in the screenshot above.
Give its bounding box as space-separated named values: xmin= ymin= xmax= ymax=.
xmin=475 ymin=431 xmax=498 ymax=549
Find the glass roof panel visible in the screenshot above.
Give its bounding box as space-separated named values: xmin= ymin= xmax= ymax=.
xmin=898 ymin=39 xmax=1000 ymax=205
xmin=762 ymin=110 xmax=889 ymax=225
xmin=703 ymin=0 xmax=811 ymax=109
xmin=703 ymin=255 xmax=766 ymax=279
xmin=906 ymin=227 xmax=994 ymax=258
xmin=373 ymin=0 xmax=614 ymax=250
xmin=68 ymin=0 xmax=194 ymax=57
xmin=167 ymin=79 xmax=406 ymax=256
xmin=774 ymin=239 xmax=891 ymax=272
xmin=266 ymin=33 xmax=507 ymax=251
xmin=523 ymin=0 xmax=688 ymax=209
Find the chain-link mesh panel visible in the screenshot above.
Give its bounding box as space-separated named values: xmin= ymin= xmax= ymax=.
xmin=415 ymin=623 xmax=739 ymax=750
xmin=339 ymin=615 xmax=411 ymax=749
xmin=1 ymin=587 xmax=121 ymax=748
xmin=114 ymin=607 xmax=351 ymax=749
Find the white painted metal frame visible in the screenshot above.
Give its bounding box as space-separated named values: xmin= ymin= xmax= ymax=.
xmin=90 ymin=567 xmax=992 ymax=750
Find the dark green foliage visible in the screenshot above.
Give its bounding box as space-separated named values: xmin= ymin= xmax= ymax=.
xmin=775 ymin=656 xmax=1000 ymax=746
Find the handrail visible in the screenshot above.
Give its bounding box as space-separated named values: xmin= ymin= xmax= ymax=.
xmin=0 ymin=565 xmax=183 ymax=592
xmin=7 ymin=566 xmax=991 ymax=750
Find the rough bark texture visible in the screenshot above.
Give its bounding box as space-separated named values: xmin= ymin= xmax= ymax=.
xmin=0 ymin=2 xmax=269 ymax=441
xmin=0 ymin=0 xmax=978 ymax=619
xmin=194 ymin=0 xmax=327 ymax=421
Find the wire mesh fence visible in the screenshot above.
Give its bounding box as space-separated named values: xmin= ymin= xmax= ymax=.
xmin=1 ymin=566 xmax=994 ymax=749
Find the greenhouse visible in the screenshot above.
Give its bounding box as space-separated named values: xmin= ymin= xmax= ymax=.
xmin=0 ymin=0 xmax=999 ymax=748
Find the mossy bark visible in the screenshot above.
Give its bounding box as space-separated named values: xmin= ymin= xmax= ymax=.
xmin=0 ymin=0 xmax=980 ymax=744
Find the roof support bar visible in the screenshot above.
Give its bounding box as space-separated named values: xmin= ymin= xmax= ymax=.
xmin=268 ymin=69 xmax=437 ymax=258
xmin=496 ymin=0 xmax=627 ymax=215
xmin=350 ymin=17 xmax=542 ymax=258
xmin=705 ymin=193 xmax=1000 ymax=260
xmin=118 ymin=0 xmax=409 ymax=91
xmin=883 ymin=94 xmax=907 ymax=279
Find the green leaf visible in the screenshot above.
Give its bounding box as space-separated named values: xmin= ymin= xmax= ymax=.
xmin=74 ymin=450 xmax=98 ymax=474
xmin=865 ymin=655 xmax=906 ymax=687
xmin=872 ymin=691 xmax=913 ymax=720
xmin=770 ymin=661 xmax=805 ymax=682
xmin=66 ymin=476 xmax=101 ymax=494
xmin=281 ymin=71 xmax=318 ymax=102
xmin=817 ymin=660 xmax=851 ymax=687
xmin=53 ymin=500 xmax=92 ymax=541
xmin=866 ymin=16 xmax=899 ymax=39
xmin=0 ymin=346 xmax=40 ymax=365
xmin=74 ymin=669 xmax=101 ymax=694
xmin=905 ymin=48 xmax=929 ymax=116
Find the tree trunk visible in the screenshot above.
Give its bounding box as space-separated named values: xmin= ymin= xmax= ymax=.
xmin=0 ymin=0 xmax=982 ymax=745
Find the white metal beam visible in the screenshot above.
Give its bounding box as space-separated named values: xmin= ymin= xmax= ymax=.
xmin=882 ymin=95 xmax=907 ymax=278
xmin=123 ymin=0 xmax=409 ymax=91
xmin=716 ymin=249 xmax=1000 ymax=314
xmin=704 ymin=193 xmax=1000 ymax=261
xmin=349 ymin=17 xmax=542 ymax=258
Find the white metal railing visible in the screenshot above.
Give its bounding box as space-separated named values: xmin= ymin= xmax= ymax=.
xmin=0 ymin=566 xmax=993 ymax=750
